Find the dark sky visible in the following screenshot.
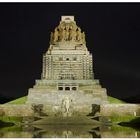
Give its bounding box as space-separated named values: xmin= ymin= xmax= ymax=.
xmin=0 ymin=2 xmax=140 ymax=103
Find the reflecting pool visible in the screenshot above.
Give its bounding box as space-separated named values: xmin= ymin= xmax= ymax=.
xmin=0 ymin=124 xmax=140 ymax=138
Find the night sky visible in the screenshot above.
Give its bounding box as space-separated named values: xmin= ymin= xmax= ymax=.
xmin=0 ymin=3 xmax=140 ymax=103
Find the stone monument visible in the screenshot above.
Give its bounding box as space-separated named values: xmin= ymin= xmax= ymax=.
xmin=26 ymin=16 xmax=108 ymax=116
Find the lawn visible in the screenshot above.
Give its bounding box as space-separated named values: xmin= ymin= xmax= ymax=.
xmin=108 ymin=96 xmax=125 ymax=104
xmin=5 ymin=96 xmax=27 ymax=104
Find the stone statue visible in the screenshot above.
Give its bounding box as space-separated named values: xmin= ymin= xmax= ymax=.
xmin=82 ymin=32 xmax=86 ymax=44
xmin=61 ymin=96 xmax=73 ymax=117
xmin=31 ymin=104 xmax=45 ymax=116
xmin=51 ymin=20 xmax=85 ymax=43
xmin=69 ymin=28 xmax=77 ymax=41
xmin=59 ymin=28 xmax=66 ymax=41
xmin=76 ymin=27 xmax=82 ymax=41
xmin=66 ymin=24 xmax=69 ymax=31
xmin=65 ymin=28 xmax=69 ymax=41
xmin=60 ymin=22 xmax=66 ymax=30
xmin=54 ymin=27 xmax=59 ymax=42
xmin=71 ymin=22 xmax=77 ymax=31
xmin=49 ymin=17 xmax=86 ymax=43
xmin=69 ymin=25 xmax=73 ymax=30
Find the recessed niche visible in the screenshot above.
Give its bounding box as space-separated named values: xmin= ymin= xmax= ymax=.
xmin=72 ymin=87 xmax=77 ymax=90
xmin=65 ymin=87 xmax=70 ymax=90
xmin=58 ymin=87 xmax=63 ymax=90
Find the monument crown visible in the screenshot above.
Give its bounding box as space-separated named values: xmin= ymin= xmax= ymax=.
xmin=50 ymin=16 xmax=86 ymax=45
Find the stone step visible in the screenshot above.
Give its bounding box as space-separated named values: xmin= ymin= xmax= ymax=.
xmin=32 ymin=115 xmax=100 ymax=125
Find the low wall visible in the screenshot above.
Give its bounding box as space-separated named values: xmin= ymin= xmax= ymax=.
xmin=0 ymin=104 xmax=33 ymax=116
xmin=0 ymin=103 xmax=140 ymax=117
xmin=100 ymin=104 xmax=140 ymax=116
xmin=0 ymin=104 xmax=92 ymax=117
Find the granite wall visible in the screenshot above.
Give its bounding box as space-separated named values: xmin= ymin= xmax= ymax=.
xmin=0 ymin=103 xmax=140 ymax=117
xmin=0 ymin=104 xmax=92 ymax=117
xmin=100 ymin=104 xmax=140 ymax=116
xmin=0 ymin=104 xmax=33 ymax=116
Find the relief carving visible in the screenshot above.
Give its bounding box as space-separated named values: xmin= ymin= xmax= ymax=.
xmin=50 ymin=20 xmax=86 ymax=44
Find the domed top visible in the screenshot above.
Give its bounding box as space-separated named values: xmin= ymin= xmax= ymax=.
xmin=50 ymin=16 xmax=86 ymax=45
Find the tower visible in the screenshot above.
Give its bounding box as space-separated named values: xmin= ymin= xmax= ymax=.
xmin=27 ymin=16 xmax=108 ymax=115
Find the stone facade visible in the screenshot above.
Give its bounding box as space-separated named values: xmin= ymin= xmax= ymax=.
xmin=0 ymin=104 xmax=33 ymax=116
xmin=26 ymin=16 xmax=108 ymax=115
xmin=100 ymin=104 xmax=140 ymax=116
xmin=0 ymin=104 xmax=92 ymax=117
xmin=1 ymin=104 xmax=140 ymax=117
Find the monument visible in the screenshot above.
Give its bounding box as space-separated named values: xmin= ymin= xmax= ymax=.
xmin=1 ymin=16 xmax=140 ymax=132
xmin=26 ymin=16 xmax=108 ymax=116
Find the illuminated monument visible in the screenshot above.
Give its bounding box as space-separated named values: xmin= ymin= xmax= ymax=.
xmin=27 ymin=16 xmax=108 ymax=116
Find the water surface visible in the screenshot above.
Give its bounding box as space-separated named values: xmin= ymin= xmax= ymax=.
xmin=0 ymin=124 xmax=140 ymax=138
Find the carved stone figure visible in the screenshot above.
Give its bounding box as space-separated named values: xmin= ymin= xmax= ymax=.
xmin=65 ymin=24 xmax=69 ymax=31
xmin=61 ymin=96 xmax=73 ymax=117
xmin=88 ymin=104 xmax=100 ymax=116
xmin=60 ymin=22 xmax=66 ymax=30
xmin=71 ymin=22 xmax=77 ymax=31
xmin=50 ymin=19 xmax=85 ymax=43
xmin=69 ymin=29 xmax=77 ymax=41
xmin=65 ymin=28 xmax=69 ymax=41
xmin=59 ymin=29 xmax=66 ymax=41
xmin=76 ymin=27 xmax=82 ymax=41
xmin=82 ymin=32 xmax=86 ymax=43
xmin=69 ymin=25 xmax=73 ymax=30
xmin=31 ymin=104 xmax=44 ymax=116
xmin=54 ymin=27 xmax=59 ymax=42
